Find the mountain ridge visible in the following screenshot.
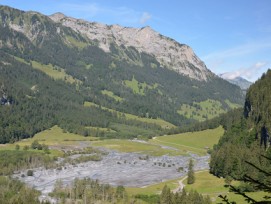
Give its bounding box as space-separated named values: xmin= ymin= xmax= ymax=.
xmin=0 ymin=5 xmax=244 ymax=143
xmin=219 ymin=73 xmax=252 ymax=90
xmin=49 ymin=12 xmax=213 ymax=81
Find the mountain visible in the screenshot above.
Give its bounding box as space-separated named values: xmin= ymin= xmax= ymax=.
xmin=49 ymin=13 xmax=213 ymax=81
xmin=219 ymin=73 xmax=252 ymax=91
xmin=0 ymin=6 xmax=244 ymax=143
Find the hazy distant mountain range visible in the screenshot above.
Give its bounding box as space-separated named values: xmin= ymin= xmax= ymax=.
xmin=219 ymin=73 xmax=252 ymax=91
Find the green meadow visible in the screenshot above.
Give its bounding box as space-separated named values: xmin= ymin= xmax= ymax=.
xmin=178 ymin=99 xmax=226 ymax=121
xmin=184 ymin=171 xmax=270 ymax=204
xmin=124 ymin=77 xmax=160 ymax=95
xmin=150 ymin=126 xmax=224 ymax=155
xmin=126 ymin=177 xmax=180 ymax=196
xmin=65 ymin=35 xmax=88 ymax=49
xmin=91 ymin=139 xmax=181 ymax=156
xmin=13 ymin=55 xmax=81 ymax=84
xmin=84 ymin=101 xmax=175 ymax=129
xmin=0 ymin=126 xmax=96 ymax=157
xmin=101 ymin=90 xmax=124 ymax=102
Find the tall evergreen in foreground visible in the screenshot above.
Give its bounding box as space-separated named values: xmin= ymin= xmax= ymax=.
xmin=187 ymin=159 xmax=195 ymax=184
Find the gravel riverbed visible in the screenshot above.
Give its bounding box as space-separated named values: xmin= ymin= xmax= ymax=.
xmin=14 ymin=150 xmax=209 ymax=197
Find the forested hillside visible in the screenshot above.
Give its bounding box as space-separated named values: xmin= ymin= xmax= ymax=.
xmin=210 ymin=70 xmax=271 ymax=183
xmin=0 ymin=6 xmax=244 ymax=143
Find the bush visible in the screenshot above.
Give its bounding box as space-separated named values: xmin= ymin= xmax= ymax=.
xmin=27 ymin=170 xmax=34 ymax=176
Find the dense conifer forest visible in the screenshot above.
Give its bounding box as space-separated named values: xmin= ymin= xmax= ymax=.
xmin=210 ymin=70 xmax=271 ymax=195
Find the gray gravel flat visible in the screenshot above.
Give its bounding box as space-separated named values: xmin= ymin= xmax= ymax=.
xmin=14 ymin=150 xmax=209 ymax=196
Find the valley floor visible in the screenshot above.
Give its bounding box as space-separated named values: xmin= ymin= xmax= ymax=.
xmin=13 ymin=146 xmax=209 ymax=200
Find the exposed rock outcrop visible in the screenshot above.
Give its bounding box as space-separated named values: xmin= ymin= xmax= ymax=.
xmin=50 ymin=13 xmax=213 ymax=81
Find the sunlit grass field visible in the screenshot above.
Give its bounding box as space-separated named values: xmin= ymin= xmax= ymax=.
xmin=0 ymin=126 xmax=96 ymax=156
xmin=126 ymin=177 xmax=180 ymax=195
xmin=150 ymin=126 xmax=224 ymax=155
xmin=101 ymin=90 xmax=124 ymax=102
xmin=84 ymin=101 xmax=175 ymax=129
xmin=178 ymin=99 xmax=226 ymax=121
xmin=91 ymin=139 xmax=182 ymax=156
xmin=13 ymin=55 xmax=81 ymax=84
xmin=184 ymin=171 xmax=270 ymax=204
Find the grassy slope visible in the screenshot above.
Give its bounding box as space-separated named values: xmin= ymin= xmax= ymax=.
xmin=101 ymin=90 xmax=124 ymax=102
xmin=124 ymin=77 xmax=149 ymax=95
xmin=124 ymin=77 xmax=160 ymax=96
xmin=225 ymin=99 xmax=242 ymax=109
xmin=92 ymin=127 xmax=224 ymax=156
xmin=126 ymin=177 xmax=180 ymax=196
xmin=84 ymin=101 xmax=175 ymax=129
xmin=178 ymin=99 xmax=226 ymax=121
xmin=150 ymin=126 xmax=224 ymax=155
xmin=31 ymin=61 xmax=80 ymax=84
xmin=13 ymin=56 xmax=80 ymax=84
xmin=65 ymin=35 xmax=88 ymax=49
xmin=128 ymin=171 xmax=268 ymax=203
xmin=91 ymin=139 xmax=181 ymax=156
xmin=0 ymin=126 xmax=96 ymax=156
xmin=184 ymin=171 xmax=269 ymax=203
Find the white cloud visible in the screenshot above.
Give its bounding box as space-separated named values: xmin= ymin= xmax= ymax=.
xmin=221 ymin=62 xmax=269 ymax=81
xmin=140 ymin=12 xmax=151 ymax=25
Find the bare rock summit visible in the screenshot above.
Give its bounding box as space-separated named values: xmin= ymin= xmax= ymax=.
xmin=50 ymin=13 xmax=213 ymax=81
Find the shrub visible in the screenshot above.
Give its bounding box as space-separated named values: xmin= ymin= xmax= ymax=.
xmin=27 ymin=170 xmax=34 ymax=176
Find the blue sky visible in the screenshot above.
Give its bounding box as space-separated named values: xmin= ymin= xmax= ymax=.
xmin=1 ymin=0 xmax=271 ymax=81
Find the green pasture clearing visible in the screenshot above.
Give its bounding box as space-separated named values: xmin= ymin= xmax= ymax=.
xmin=124 ymin=77 xmax=160 ymax=95
xmin=65 ymin=35 xmax=88 ymax=49
xmin=85 ymin=126 xmax=116 ymax=133
xmin=225 ymin=99 xmax=242 ymax=109
xmin=126 ymin=177 xmax=180 ymax=196
xmin=84 ymin=101 xmax=99 ymax=107
xmin=83 ymin=101 xmax=175 ymax=129
xmin=184 ymin=171 xmax=270 ymax=203
xmin=101 ymin=90 xmax=124 ymax=102
xmin=110 ymin=123 xmax=159 ymax=138
xmin=124 ymin=77 xmax=149 ymax=95
xmin=31 ymin=61 xmax=80 ymax=84
xmin=26 ymin=125 xmax=96 ymax=144
xmin=0 ymin=126 xmax=96 ymax=156
xmin=13 ymin=55 xmax=80 ymax=84
xmin=150 ymin=126 xmax=224 ymax=155
xmin=91 ymin=139 xmax=182 ymax=156
xmin=178 ymin=99 xmax=226 ymax=121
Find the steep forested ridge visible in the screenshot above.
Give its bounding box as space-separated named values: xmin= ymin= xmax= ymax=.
xmin=210 ymin=70 xmax=271 ymax=182
xmin=0 ymin=6 xmax=244 ymax=143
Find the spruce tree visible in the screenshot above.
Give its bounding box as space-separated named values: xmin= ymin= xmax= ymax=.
xmin=160 ymin=185 xmax=173 ymax=204
xmin=187 ymin=159 xmax=195 ymax=184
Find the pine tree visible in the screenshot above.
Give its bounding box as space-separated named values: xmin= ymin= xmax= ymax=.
xmin=187 ymin=159 xmax=195 ymax=184
xmin=160 ymin=185 xmax=173 ymax=204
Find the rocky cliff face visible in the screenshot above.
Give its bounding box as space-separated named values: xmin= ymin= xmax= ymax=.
xmin=50 ymin=13 xmax=213 ymax=81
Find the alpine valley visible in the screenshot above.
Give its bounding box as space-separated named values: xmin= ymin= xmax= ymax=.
xmin=0 ymin=5 xmax=258 ymax=204
xmin=0 ymin=6 xmax=244 ymax=143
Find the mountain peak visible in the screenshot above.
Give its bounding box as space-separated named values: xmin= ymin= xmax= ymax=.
xmin=219 ymin=73 xmax=252 ymax=90
xmin=49 ymin=14 xmax=212 ymax=81
xmin=0 ymin=5 xmax=214 ymax=81
xmin=50 ymin=12 xmax=66 ymax=21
